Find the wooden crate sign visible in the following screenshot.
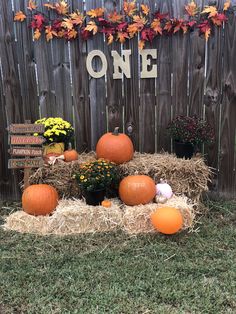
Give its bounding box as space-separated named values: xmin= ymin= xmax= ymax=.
xmin=8 ymin=158 xmax=44 ymax=169
xmin=9 ymin=124 xmax=45 ymax=134
xmin=10 ymin=135 xmax=46 ymax=145
xmin=10 ymin=147 xmax=43 ymax=157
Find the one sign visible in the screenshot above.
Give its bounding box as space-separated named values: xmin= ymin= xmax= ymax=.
xmin=10 ymin=147 xmax=43 ymax=157
xmin=9 ymin=124 xmax=45 ymax=134
xmin=8 ymin=158 xmax=44 ymax=169
xmin=10 ymin=135 xmax=46 ymax=145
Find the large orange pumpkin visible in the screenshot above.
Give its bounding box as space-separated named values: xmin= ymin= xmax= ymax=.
xmin=22 ymin=184 xmax=59 ymax=216
xmin=119 ymin=175 xmax=156 ymax=206
xmin=151 ymin=206 xmax=183 ymax=234
xmin=96 ymin=127 xmax=134 ymax=164
xmin=64 ymin=144 xmax=79 ymax=162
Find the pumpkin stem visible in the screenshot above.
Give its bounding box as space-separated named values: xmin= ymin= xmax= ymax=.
xmin=112 ymin=127 xmax=120 ymax=136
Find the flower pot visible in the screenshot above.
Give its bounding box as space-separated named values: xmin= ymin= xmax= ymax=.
xmin=83 ymin=189 xmax=106 ymax=206
xmin=174 ymin=141 xmax=194 ymax=159
xmin=43 ymin=142 xmax=65 ymax=156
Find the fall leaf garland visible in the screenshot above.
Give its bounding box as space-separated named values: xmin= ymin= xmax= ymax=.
xmin=14 ymin=0 xmax=232 ymax=46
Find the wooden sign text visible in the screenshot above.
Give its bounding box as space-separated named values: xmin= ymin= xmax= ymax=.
xmin=9 ymin=124 xmax=45 ymax=134
xmin=10 ymin=135 xmax=46 ymax=145
xmin=10 ymin=147 xmax=43 ymax=157
xmin=8 ymin=158 xmax=44 ymax=169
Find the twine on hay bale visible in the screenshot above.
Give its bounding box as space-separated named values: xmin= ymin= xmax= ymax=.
xmin=29 ymin=152 xmax=212 ymax=202
xmin=3 ymin=196 xmax=196 ymax=236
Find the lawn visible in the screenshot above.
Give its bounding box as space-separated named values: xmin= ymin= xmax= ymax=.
xmin=0 ymin=200 xmax=236 ymax=314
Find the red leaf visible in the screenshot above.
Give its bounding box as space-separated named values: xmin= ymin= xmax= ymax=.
xmin=141 ymin=28 xmax=155 ymax=42
xmin=153 ymin=11 xmax=169 ymax=20
xmin=117 ymin=22 xmax=128 ymax=31
xmin=81 ymin=28 xmax=93 ymax=40
xmin=33 ymin=14 xmax=45 ymax=30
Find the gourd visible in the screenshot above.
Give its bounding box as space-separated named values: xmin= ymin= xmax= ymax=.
xmin=101 ymin=200 xmax=112 ymax=208
xmin=156 ymin=179 xmax=173 ymax=199
xmin=96 ymin=127 xmax=134 ymax=164
xmin=22 ymin=184 xmax=59 ymax=216
xmin=119 ymin=175 xmax=156 ymax=206
xmin=64 ymin=143 xmax=79 ymax=162
xmin=151 ymin=206 xmax=183 ymax=234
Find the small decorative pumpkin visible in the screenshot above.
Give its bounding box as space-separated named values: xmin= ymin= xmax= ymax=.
xmin=101 ymin=200 xmax=112 ymax=208
xmin=156 ymin=179 xmax=173 ymax=199
xmin=96 ymin=127 xmax=134 ymax=164
xmin=119 ymin=175 xmax=156 ymax=206
xmin=155 ymin=195 xmax=167 ymax=204
xmin=151 ymin=206 xmax=183 ymax=235
xmin=22 ymin=184 xmax=59 ymax=216
xmin=64 ymin=143 xmax=78 ymax=162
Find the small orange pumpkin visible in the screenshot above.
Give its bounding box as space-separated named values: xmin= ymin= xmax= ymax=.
xmin=96 ymin=127 xmax=134 ymax=164
xmin=101 ymin=200 xmax=112 ymax=208
xmin=119 ymin=175 xmax=156 ymax=206
xmin=151 ymin=206 xmax=183 ymax=234
xmin=22 ymin=184 xmax=59 ymax=216
xmin=64 ymin=143 xmax=79 ymax=162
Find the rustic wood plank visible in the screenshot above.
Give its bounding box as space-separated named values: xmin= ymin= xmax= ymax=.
xmin=86 ymin=0 xmax=107 ymax=150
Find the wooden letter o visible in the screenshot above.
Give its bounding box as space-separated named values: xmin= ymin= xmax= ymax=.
xmin=86 ymin=50 xmax=107 ymax=78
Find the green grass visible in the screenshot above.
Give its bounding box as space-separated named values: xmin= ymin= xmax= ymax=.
xmin=0 ymin=200 xmax=236 ymax=314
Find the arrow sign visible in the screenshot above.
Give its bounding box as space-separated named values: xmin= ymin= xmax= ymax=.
xmin=10 ymin=147 xmax=43 ymax=157
xmin=8 ymin=158 xmax=44 ymax=169
xmin=9 ymin=124 xmax=45 ymax=134
xmin=10 ymin=135 xmax=46 ymax=145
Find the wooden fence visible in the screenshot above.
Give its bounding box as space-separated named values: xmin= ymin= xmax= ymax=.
xmin=0 ymin=0 xmax=236 ymax=200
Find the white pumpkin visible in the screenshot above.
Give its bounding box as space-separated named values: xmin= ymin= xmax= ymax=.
xmin=156 ymin=179 xmax=173 ymax=199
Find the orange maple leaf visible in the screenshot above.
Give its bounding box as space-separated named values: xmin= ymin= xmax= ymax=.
xmin=85 ymin=21 xmax=98 ymax=35
xmin=141 ymin=4 xmax=150 ymax=16
xmin=87 ymin=8 xmax=104 ymax=18
xmin=14 ymin=11 xmax=26 ymax=22
xmin=62 ymin=18 xmax=74 ymax=30
xmin=54 ymin=1 xmax=69 ymax=15
xmin=27 ymin=0 xmax=37 ymax=11
xmin=164 ymin=21 xmax=172 ymax=32
xmin=132 ymin=15 xmax=147 ymax=28
xmin=138 ymin=39 xmax=145 ymax=50
xmin=185 ymin=1 xmax=198 ymax=16
xmin=108 ymin=11 xmax=123 ymax=23
xmin=205 ymin=27 xmax=211 ymax=41
xmin=201 ymin=6 xmax=218 ymax=18
xmin=117 ymin=32 xmax=129 ymax=43
xmin=223 ymin=0 xmax=231 ymax=11
xmin=58 ymin=30 xmax=66 ymax=38
xmin=45 ymin=26 xmax=58 ymax=41
xmin=43 ymin=3 xmax=55 ymax=10
xmin=151 ymin=18 xmax=162 ymax=35
xmin=67 ymin=29 xmax=78 ymax=39
xmin=107 ymin=34 xmax=114 ymax=45
xmin=123 ymin=1 xmax=136 ymax=17
xmin=70 ymin=11 xmax=84 ymax=26
xmin=33 ymin=28 xmax=41 ymax=40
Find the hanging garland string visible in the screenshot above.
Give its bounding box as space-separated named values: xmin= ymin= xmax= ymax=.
xmin=14 ymin=0 xmax=232 ymax=49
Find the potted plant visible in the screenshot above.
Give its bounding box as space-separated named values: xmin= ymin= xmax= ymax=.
xmin=74 ymin=159 xmax=120 ymax=205
xmin=166 ymin=115 xmax=214 ymax=159
xmin=34 ymin=117 xmax=74 ymax=156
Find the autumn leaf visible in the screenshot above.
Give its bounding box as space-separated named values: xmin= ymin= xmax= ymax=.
xmin=201 ymin=6 xmax=218 ymax=18
xmin=33 ymin=28 xmax=41 ymax=40
xmin=141 ymin=28 xmax=155 ymax=42
xmin=138 ymin=39 xmax=145 ymax=50
xmin=27 ymin=0 xmax=37 ymax=11
xmin=107 ymin=34 xmax=114 ymax=45
xmin=151 ymin=18 xmax=162 ymax=35
xmin=127 ymin=23 xmax=139 ymax=37
xmin=108 ymin=11 xmax=123 ymax=23
xmin=44 ymin=3 xmax=55 ymax=10
xmin=70 ymin=11 xmax=84 ymax=26
xmin=61 ymin=18 xmax=74 ymax=30
xmin=123 ymin=0 xmax=136 ymax=17
xmin=57 ymin=30 xmax=66 ymax=38
xmin=173 ymin=19 xmax=188 ymax=34
xmin=14 ymin=11 xmax=26 ymax=22
xmin=87 ymin=8 xmax=104 ymax=18
xmin=205 ymin=27 xmax=211 ymax=41
xmin=32 ymin=14 xmax=45 ymax=30
xmin=85 ymin=21 xmax=98 ymax=35
xmin=211 ymin=13 xmax=227 ymax=26
xmin=54 ymin=1 xmax=69 ymax=15
xmin=164 ymin=20 xmax=173 ymax=32
xmin=141 ymin=4 xmax=150 ymax=16
xmin=67 ymin=29 xmax=78 ymax=39
xmin=132 ymin=15 xmax=147 ymax=28
xmin=117 ymin=31 xmax=129 ymax=43
xmin=197 ymin=20 xmax=211 ymax=41
xmin=45 ymin=26 xmax=58 ymax=41
xmin=223 ymin=0 xmax=231 ymax=11
xmin=185 ymin=1 xmax=198 ymax=17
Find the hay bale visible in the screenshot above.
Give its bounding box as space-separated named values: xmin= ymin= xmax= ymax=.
xmin=3 ymin=196 xmax=196 ymax=236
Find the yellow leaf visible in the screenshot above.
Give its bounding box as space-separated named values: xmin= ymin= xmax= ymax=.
xmin=185 ymin=1 xmax=198 ymax=16
xmin=54 ymin=1 xmax=69 ymax=15
xmin=67 ymin=29 xmax=78 ymax=39
xmin=151 ymin=18 xmax=162 ymax=35
xmin=87 ymin=8 xmax=104 ymax=18
xmin=141 ymin=4 xmax=150 ymax=16
xmin=85 ymin=21 xmax=98 ymax=35
xmin=27 ymin=0 xmax=37 ymax=11
xmin=107 ymin=34 xmax=114 ymax=45
xmin=138 ymin=39 xmax=145 ymax=50
xmin=127 ymin=23 xmax=139 ymax=37
xmin=223 ymin=0 xmax=231 ymax=11
xmin=70 ymin=11 xmax=84 ymax=26
xmin=45 ymin=26 xmax=58 ymax=41
xmin=117 ymin=32 xmax=129 ymax=43
xmin=33 ymin=28 xmax=41 ymax=40
xmin=123 ymin=1 xmax=136 ymax=17
xmin=205 ymin=27 xmax=211 ymax=41
xmin=14 ymin=11 xmax=26 ymax=22
xmin=108 ymin=11 xmax=123 ymax=23
xmin=201 ymin=6 xmax=218 ymax=18
xmin=44 ymin=3 xmax=55 ymax=10
xmin=61 ymin=18 xmax=74 ymax=30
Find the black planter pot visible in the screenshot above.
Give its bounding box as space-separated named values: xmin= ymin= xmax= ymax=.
xmin=83 ymin=189 xmax=106 ymax=206
xmin=174 ymin=141 xmax=194 ymax=159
